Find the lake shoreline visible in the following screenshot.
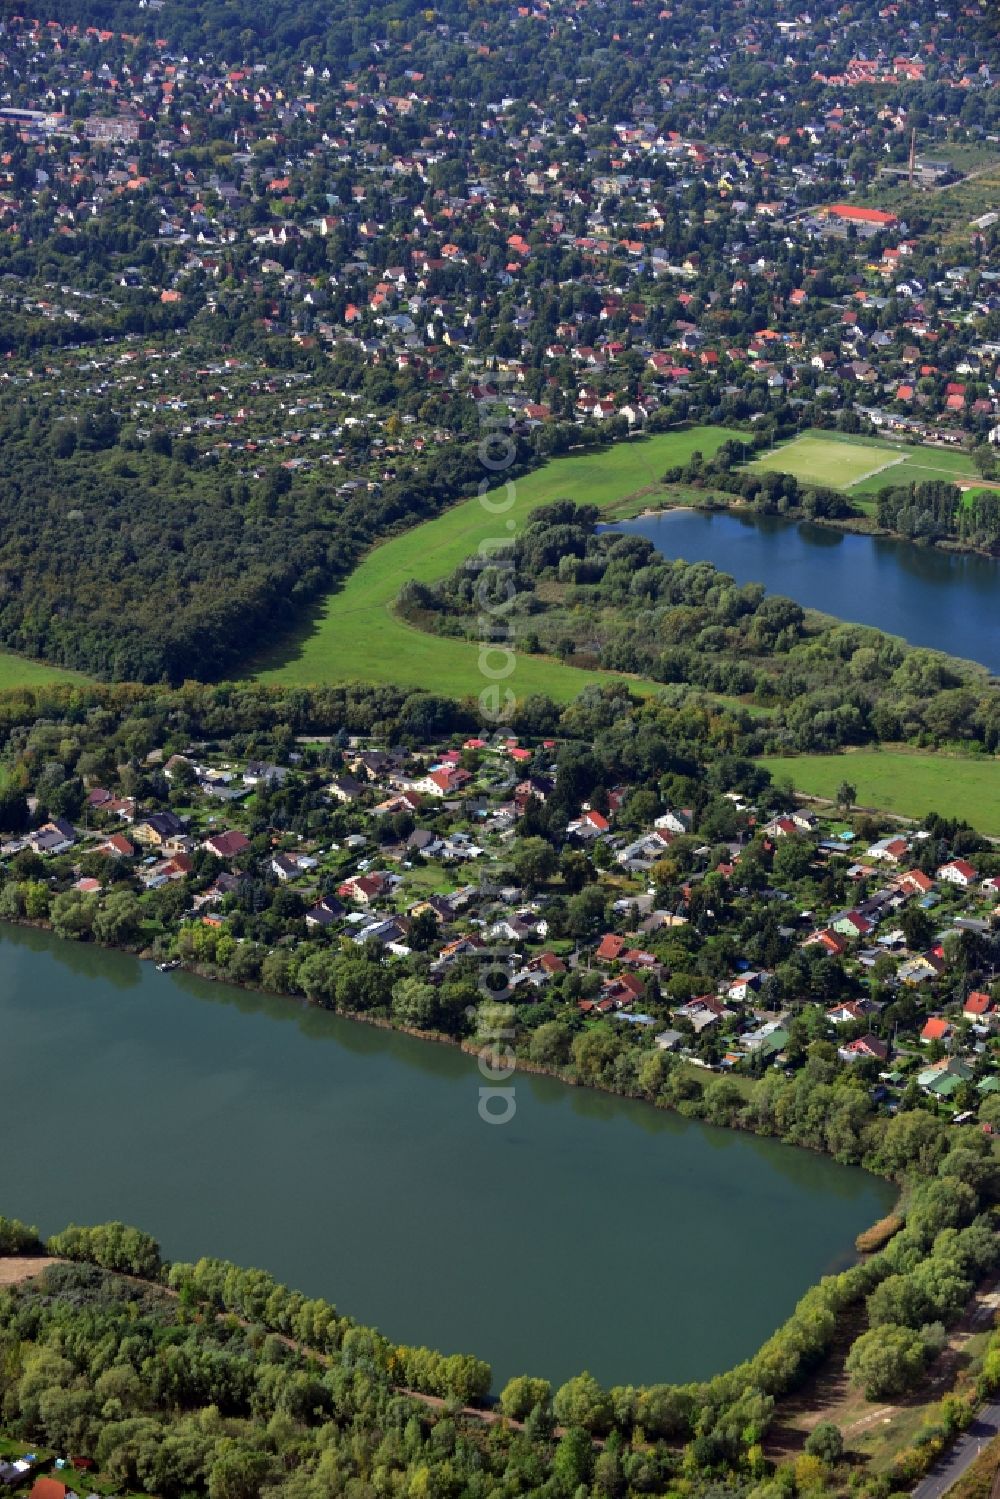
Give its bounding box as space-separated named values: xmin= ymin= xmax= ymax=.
xmin=0 ymin=911 xmax=903 ymax=1201
xmin=605 ymin=502 xmax=1000 ymax=670
xmin=619 ymin=494 xmax=1000 ymax=562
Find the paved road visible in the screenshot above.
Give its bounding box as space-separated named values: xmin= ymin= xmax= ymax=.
xmin=912 ymin=1406 xmax=1000 ymax=1499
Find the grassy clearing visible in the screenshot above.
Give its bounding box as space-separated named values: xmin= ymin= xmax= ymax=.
xmin=759 ymin=750 xmax=1000 ymax=834
xmin=250 ymin=427 xmax=738 ymax=701
xmin=0 ymin=651 xmax=88 ymax=692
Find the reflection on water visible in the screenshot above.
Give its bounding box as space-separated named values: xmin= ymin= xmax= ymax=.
xmin=608 ymin=509 xmax=1000 ymax=669
xmin=0 ymin=921 xmax=895 ymax=1388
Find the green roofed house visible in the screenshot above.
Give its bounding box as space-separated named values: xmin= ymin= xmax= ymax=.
xmin=917 ymin=1057 xmax=974 ymax=1096
xmin=926 ymin=1073 xmax=962 ymax=1099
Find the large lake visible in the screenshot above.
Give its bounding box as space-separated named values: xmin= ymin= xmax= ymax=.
xmin=606 ymin=508 xmax=1000 ymax=671
xmin=0 ymin=924 xmax=893 ymax=1388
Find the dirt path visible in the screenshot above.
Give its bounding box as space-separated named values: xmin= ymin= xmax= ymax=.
xmin=0 ymin=1257 xmax=525 ymax=1430
xmin=0 ymin=1256 xmax=64 ymax=1287
xmin=767 ymin=1276 xmax=1000 ymax=1459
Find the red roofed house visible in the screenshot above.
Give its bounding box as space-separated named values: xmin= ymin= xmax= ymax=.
xmin=338 ymin=872 xmax=392 ymax=905
xmin=100 ymin=832 xmax=135 ymax=857
xmin=808 ymin=929 xmax=847 ymax=957
xmin=417 ymin=765 xmax=473 ymax=797
xmin=598 ymin=972 xmax=646 ymax=1011
xmin=30 ymin=1482 xmax=67 ymax=1499
xmin=596 ymin=933 xmax=627 ymax=962
xmin=202 ymin=830 xmax=251 ymax=859
xmin=898 ymin=868 xmax=934 ymax=896
xmin=964 ymin=991 xmax=995 ymax=1022
xmin=581 ymin=808 xmax=610 ymax=833
xmin=827 ymin=999 xmax=870 ymax=1024
xmin=938 ymin=858 xmax=977 ymax=887
xmin=920 ymin=1016 xmax=952 ymax=1044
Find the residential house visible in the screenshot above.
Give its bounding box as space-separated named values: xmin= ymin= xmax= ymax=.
xmin=675 ymin=994 xmax=729 ymax=1032
xmin=29 ymin=817 xmax=77 ymax=855
xmin=839 ymin=1034 xmax=889 ymax=1063
xmin=338 ymin=871 xmax=393 ymax=904
xmin=202 ymin=829 xmax=251 ymax=859
xmin=306 ymin=894 xmax=345 ymax=928
xmin=134 ymin=809 xmax=187 ymax=846
xmin=963 ymin=991 xmax=995 ymax=1023
xmin=920 ymin=1015 xmax=952 ymax=1044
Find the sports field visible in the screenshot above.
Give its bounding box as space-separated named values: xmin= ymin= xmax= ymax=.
xmin=760 ymin=750 xmax=1000 ymax=835
xmin=850 ymin=448 xmax=987 ymax=496
xmin=749 ymin=429 xmax=986 ymax=500
xmin=750 ymin=435 xmax=898 ymax=489
xmin=251 ymin=426 xmax=738 ymax=701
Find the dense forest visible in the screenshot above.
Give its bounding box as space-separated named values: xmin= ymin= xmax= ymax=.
xmin=0 ymin=407 xmax=530 ymax=682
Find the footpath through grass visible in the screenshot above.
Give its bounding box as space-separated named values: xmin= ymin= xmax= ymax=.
xmin=251 ymin=427 xmax=736 ymax=701
xmin=759 ymin=750 xmax=1000 ymax=835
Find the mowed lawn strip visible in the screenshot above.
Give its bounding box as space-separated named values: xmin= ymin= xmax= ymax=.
xmin=251 ymin=427 xmax=738 ymax=700
xmin=759 ymin=750 xmax=1000 ymax=835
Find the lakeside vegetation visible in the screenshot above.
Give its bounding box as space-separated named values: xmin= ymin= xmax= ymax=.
xmin=0 ymin=671 xmax=998 ymax=1491
xmin=0 ymin=1105 xmax=998 ymax=1499
xmin=401 ymin=499 xmax=1000 ymax=754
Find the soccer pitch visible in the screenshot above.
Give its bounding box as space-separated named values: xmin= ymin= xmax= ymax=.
xmin=749 ymin=435 xmax=902 ymax=489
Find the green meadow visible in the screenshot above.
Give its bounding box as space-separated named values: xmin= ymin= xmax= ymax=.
xmin=251 ymin=427 xmax=737 ymax=701
xmin=0 ymin=651 xmax=88 ymax=692
xmin=760 ymin=750 xmax=1000 ymax=834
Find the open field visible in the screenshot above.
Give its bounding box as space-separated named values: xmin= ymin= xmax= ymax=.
xmin=851 ymin=446 xmax=988 ymax=497
xmin=749 ymin=430 xmax=985 ymax=500
xmin=0 ymin=652 xmax=88 ymax=692
xmin=750 ymin=434 xmax=899 ymax=489
xmin=251 ymin=427 xmax=738 ymax=700
xmin=759 ymin=750 xmax=1000 ymax=834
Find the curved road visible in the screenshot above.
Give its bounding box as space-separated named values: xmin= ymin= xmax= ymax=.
xmin=912 ymin=1408 xmax=1000 ymax=1499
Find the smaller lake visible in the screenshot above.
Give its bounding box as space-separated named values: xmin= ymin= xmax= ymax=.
xmin=605 ymin=509 xmax=1000 ymax=671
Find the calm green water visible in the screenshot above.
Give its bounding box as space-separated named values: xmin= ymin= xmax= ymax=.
xmin=0 ymin=924 xmax=894 ymax=1388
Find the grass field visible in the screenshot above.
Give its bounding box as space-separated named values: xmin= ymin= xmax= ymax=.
xmin=759 ymin=750 xmax=1000 ymax=834
xmin=750 ymin=429 xmax=985 ymax=500
xmin=750 ymin=435 xmax=898 ymax=490
xmin=0 ymin=651 xmax=87 ymax=692
xmin=251 ymin=427 xmax=738 ymax=701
